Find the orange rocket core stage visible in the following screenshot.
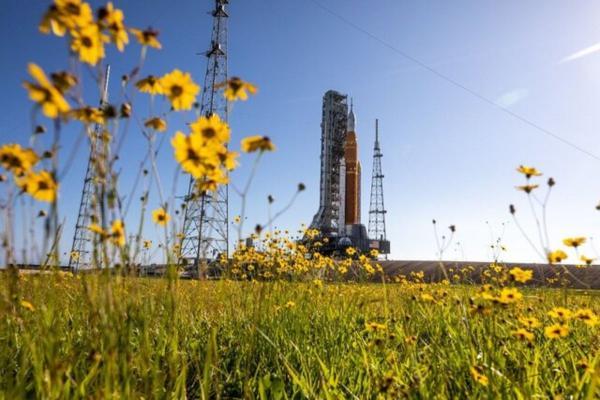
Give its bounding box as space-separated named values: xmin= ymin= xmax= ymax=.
xmin=344 ymin=131 xmax=361 ymax=225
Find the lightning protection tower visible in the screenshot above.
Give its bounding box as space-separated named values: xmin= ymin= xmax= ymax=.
xmin=179 ymin=0 xmax=229 ymax=266
xmin=69 ymin=65 xmax=111 ymax=271
xmin=368 ymin=119 xmax=389 ymax=256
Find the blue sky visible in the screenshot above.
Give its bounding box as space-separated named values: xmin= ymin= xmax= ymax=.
xmin=1 ymin=0 xmax=600 ymax=264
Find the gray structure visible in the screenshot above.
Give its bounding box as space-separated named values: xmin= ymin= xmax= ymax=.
xmin=310 ymin=90 xmax=349 ymax=236
xmin=309 ymin=91 xmax=391 ymax=256
xmin=179 ymin=0 xmax=229 ymax=266
xmin=68 ymin=65 xmax=111 ymax=271
xmin=368 ymin=119 xmax=390 ymax=255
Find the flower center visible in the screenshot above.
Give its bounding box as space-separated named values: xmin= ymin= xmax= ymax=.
xmin=202 ymin=127 xmax=216 ymax=139
xmin=4 ymin=155 xmax=22 ymax=169
xmin=38 ymin=180 xmax=49 ymax=191
xmin=143 ymin=31 xmax=156 ymax=41
xmin=82 ymin=36 xmax=93 ymax=48
xmin=171 ymin=85 xmax=183 ymax=97
xmin=229 ymin=78 xmax=242 ymax=92
xmin=66 ymin=3 xmax=81 ymax=15
xmin=186 ymin=148 xmax=200 ymax=162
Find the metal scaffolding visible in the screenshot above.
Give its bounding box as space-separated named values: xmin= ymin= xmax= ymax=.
xmin=310 ymin=90 xmax=348 ymax=236
xmin=68 ymin=65 xmax=111 ymax=271
xmin=179 ymin=0 xmax=229 ymax=267
xmin=368 ymin=119 xmax=388 ymax=252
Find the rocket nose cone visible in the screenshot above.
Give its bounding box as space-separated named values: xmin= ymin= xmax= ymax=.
xmin=347 ymin=109 xmax=356 ymax=132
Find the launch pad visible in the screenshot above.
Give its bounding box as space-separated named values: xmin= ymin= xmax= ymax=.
xmin=308 ymin=90 xmax=390 ymax=256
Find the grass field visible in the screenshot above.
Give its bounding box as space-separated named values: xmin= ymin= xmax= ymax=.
xmin=1 ymin=271 xmax=598 ymax=399
xmin=1 ymin=2 xmax=599 ymax=398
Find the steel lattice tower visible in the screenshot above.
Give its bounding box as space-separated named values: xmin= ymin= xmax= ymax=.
xmin=68 ymin=65 xmax=111 ymax=271
xmin=179 ymin=0 xmax=229 ymax=266
xmin=310 ymin=90 xmax=348 ymax=236
xmin=368 ymin=119 xmax=387 ymax=243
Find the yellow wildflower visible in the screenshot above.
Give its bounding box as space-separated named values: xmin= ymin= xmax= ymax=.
xmin=516 ymin=184 xmax=539 ymax=194
xmin=97 ymin=2 xmax=128 ymax=51
xmin=365 ymin=322 xmax=387 ymax=333
xmin=420 ymin=293 xmax=435 ymax=302
xmin=171 ymin=131 xmax=212 ymax=178
xmin=518 ymin=316 xmax=541 ymax=329
xmin=547 ymin=250 xmax=568 ymax=264
xmin=136 ymin=75 xmax=163 ymax=95
xmin=23 ymin=63 xmax=70 ymax=118
xmin=217 ymin=149 xmax=239 ymax=171
xmin=16 ymin=170 xmax=58 ymax=202
xmin=196 ymin=168 xmax=229 ymax=193
xmin=544 ymin=324 xmax=569 ymax=339
xmin=512 ymin=328 xmax=534 ymax=342
xmin=516 ymin=165 xmax=542 ymax=178
xmin=130 ymin=27 xmax=161 ymax=49
xmin=548 ymin=307 xmax=572 ymax=321
xmin=470 ymin=366 xmax=488 ymax=386
xmin=39 ymin=0 xmax=93 ymax=36
xmin=39 ymin=5 xmax=67 ymax=36
xmin=69 ymin=251 xmax=80 ymax=261
xmin=580 ymin=255 xmax=595 ymax=265
xmin=144 ymin=117 xmax=167 ymax=132
xmin=20 ymin=300 xmax=35 ymax=311
xmin=110 ymin=219 xmax=125 ymax=246
xmin=50 ymin=71 xmax=78 ymax=93
xmin=70 ymin=22 xmax=107 ymax=66
xmin=562 ymin=237 xmax=586 ymax=248
xmin=404 ymin=335 xmax=417 ymax=345
xmin=88 ymin=223 xmax=106 ymax=236
xmin=577 ymin=359 xmax=594 ymax=374
xmin=479 ymin=284 xmax=493 ymax=293
xmin=143 ymin=239 xmax=152 ymax=249
xmin=218 ymin=77 xmax=257 ymax=101
xmin=574 ymin=309 xmax=598 ymax=327
xmin=160 ymin=69 xmax=199 ymax=111
xmin=69 ymin=106 xmax=105 ymax=124
xmin=498 ymin=287 xmax=522 ymax=304
xmin=509 ymin=267 xmax=533 ymax=283
xmin=190 ymin=114 xmax=230 ymax=143
xmin=0 ymin=144 xmax=39 ymax=175
xmin=241 ymin=135 xmax=275 ymax=153
xmin=345 ymin=247 xmax=356 ymax=256
xmin=152 ymin=207 xmax=170 ymax=226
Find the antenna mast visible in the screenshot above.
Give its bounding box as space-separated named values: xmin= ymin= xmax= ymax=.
xmin=179 ymin=0 xmax=229 ymax=270
xmin=368 ymin=119 xmax=389 ymax=256
xmin=69 ymin=65 xmax=110 ymax=271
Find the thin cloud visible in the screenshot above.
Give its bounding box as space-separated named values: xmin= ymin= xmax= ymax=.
xmin=495 ymin=88 xmax=529 ymax=108
xmin=560 ymin=41 xmax=600 ymax=63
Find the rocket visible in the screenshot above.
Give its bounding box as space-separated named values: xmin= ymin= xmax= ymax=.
xmin=311 ymin=91 xmax=388 ymax=254
xmin=339 ymin=102 xmax=361 ymax=230
xmin=311 ymin=91 xmax=363 ymax=238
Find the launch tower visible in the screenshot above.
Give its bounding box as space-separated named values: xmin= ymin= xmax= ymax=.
xmin=310 ymin=90 xmax=348 ymax=236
